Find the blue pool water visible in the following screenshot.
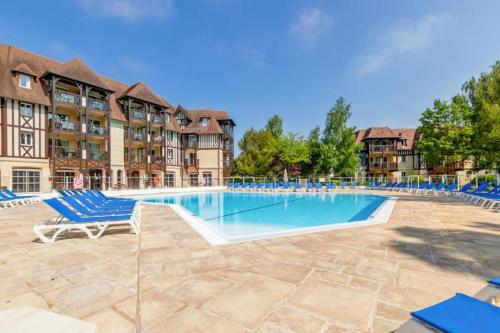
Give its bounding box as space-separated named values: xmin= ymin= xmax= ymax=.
xmin=142 ymin=192 xmax=388 ymax=239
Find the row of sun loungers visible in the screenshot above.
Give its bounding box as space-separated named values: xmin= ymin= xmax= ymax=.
xmin=0 ymin=188 xmax=40 ymax=208
xmin=396 ymin=277 xmax=500 ymax=332
xmin=33 ymin=190 xmax=141 ymax=243
xmin=366 ymin=181 xmax=500 ymax=210
xmin=228 ymin=182 xmax=358 ymax=192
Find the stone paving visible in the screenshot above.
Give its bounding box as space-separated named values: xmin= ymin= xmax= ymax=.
xmin=0 ymin=190 xmax=499 ymax=332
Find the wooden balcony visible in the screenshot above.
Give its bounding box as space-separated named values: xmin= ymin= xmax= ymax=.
xmin=87 ymin=125 xmax=108 ymax=137
xmin=152 ymin=135 xmax=164 ymax=145
xmin=150 ymin=156 xmax=165 ymax=171
xmin=184 ymin=158 xmax=199 ymax=172
xmin=87 ymin=97 xmax=110 ymax=114
xmin=125 ymin=153 xmax=148 ymax=170
xmin=150 ymin=114 xmax=163 ymax=125
xmin=129 ymin=108 xmax=146 ymax=122
xmin=54 ymin=90 xmax=80 ymax=107
xmin=49 ymin=119 xmax=80 ymax=134
xmin=368 ymin=145 xmax=397 ymax=154
xmin=368 ymin=162 xmax=398 ymax=171
xmin=125 ymin=131 xmax=147 ymax=143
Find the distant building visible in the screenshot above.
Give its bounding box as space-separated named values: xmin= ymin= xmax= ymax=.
xmin=0 ymin=44 xmax=235 ymax=192
xmin=355 ymin=127 xmax=425 ymax=179
xmin=355 ymin=126 xmax=473 ymax=179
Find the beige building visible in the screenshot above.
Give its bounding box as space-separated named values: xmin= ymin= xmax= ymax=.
xmin=355 ymin=127 xmax=426 ymax=179
xmin=355 ymin=126 xmax=472 ymax=180
xmin=0 ymin=45 xmax=235 ymax=193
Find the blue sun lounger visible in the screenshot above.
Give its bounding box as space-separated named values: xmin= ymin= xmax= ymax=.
xmin=306 ymin=183 xmax=314 ymax=191
xmin=33 ymin=198 xmax=141 ymax=243
xmin=61 ymin=196 xmax=134 ymax=216
xmin=396 ymin=293 xmax=500 ymax=333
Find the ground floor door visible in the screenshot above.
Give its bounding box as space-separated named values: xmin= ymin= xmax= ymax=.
xmin=88 ymin=169 xmax=103 ymax=190
xmin=128 ymin=170 xmax=140 ymax=189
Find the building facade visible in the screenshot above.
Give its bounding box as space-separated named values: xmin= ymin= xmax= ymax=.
xmin=0 ymin=45 xmax=235 ymax=193
xmin=355 ymin=126 xmax=473 ymax=180
xmin=355 ymin=127 xmax=426 ymax=179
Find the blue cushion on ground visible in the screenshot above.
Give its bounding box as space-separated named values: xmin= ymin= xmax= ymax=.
xmin=489 ymin=277 xmax=500 ymax=286
xmin=411 ymin=293 xmax=500 ymax=333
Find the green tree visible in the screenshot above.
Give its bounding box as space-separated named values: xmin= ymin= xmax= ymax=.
xmin=463 ymin=61 xmax=500 ymax=172
xmin=233 ymin=115 xmax=285 ymax=176
xmin=272 ymin=133 xmax=310 ymax=177
xmin=418 ymin=96 xmax=474 ymax=169
xmin=301 ymin=126 xmax=323 ymax=177
xmin=320 ymin=97 xmax=361 ymax=176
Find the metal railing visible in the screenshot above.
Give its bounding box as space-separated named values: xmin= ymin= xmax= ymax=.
xmin=88 ymin=125 xmax=108 ymax=136
xmin=1 ymin=173 xmax=498 ymax=194
xmin=131 ymin=109 xmax=146 ymax=120
xmin=368 ymin=145 xmax=397 ymax=153
xmin=368 ymin=162 xmax=398 ymax=169
xmin=49 ymin=147 xmax=81 ymax=159
xmin=125 ymin=154 xmax=148 ymax=163
xmin=151 ymin=114 xmax=163 ymax=124
xmin=87 ymin=97 xmax=109 ymax=112
xmin=87 ymin=150 xmax=107 ymax=161
xmin=55 ymin=90 xmax=80 ymax=105
xmin=50 ymin=119 xmax=79 ymax=132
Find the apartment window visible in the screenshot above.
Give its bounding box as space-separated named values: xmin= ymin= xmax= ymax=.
xmin=164 ymin=172 xmax=175 ymax=187
xmin=202 ymin=172 xmax=213 ymax=186
xmin=167 ymin=149 xmax=173 ymax=159
xmin=166 ymin=130 xmax=173 ymax=141
xmin=189 ymin=174 xmax=199 ymax=187
xmin=401 ymin=155 xmax=406 ymax=163
xmin=19 ymin=74 xmax=31 ymax=89
xmin=165 ymin=114 xmax=170 ymax=123
xmin=19 ymin=103 xmax=33 ymax=117
xmin=188 ymin=135 xmax=197 ymax=148
xmin=12 ymin=169 xmax=40 ymax=193
xmin=20 ymin=132 xmax=32 ymax=146
xmin=201 ymin=118 xmax=209 ymax=126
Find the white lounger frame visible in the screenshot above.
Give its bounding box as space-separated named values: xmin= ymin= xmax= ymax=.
xmin=395 ymin=281 xmax=500 ymax=332
xmin=33 ymin=205 xmax=142 ymax=243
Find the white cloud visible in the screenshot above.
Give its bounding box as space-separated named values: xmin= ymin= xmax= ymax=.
xmin=78 ymin=0 xmax=173 ymax=21
xmin=356 ymin=13 xmax=450 ymax=75
xmin=289 ymin=8 xmax=333 ymax=48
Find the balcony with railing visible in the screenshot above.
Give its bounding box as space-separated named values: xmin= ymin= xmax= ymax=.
xmin=54 ymin=90 xmax=80 ymax=106
xmin=368 ymin=162 xmax=398 ymax=170
xmin=49 ymin=119 xmax=79 ymax=133
xmin=49 ymin=147 xmax=81 ymax=159
xmin=151 ymin=114 xmax=163 ymax=124
xmin=152 ymin=134 xmax=164 ymax=145
xmin=151 ymin=155 xmax=165 ymax=165
xmin=87 ymin=150 xmax=107 ymax=161
xmin=87 ymin=97 xmax=110 ymax=113
xmin=125 ymin=153 xmax=148 ymax=163
xmin=368 ymin=145 xmax=397 ymax=154
xmin=130 ymin=108 xmax=146 ymax=121
xmin=87 ymin=125 xmax=108 ymax=136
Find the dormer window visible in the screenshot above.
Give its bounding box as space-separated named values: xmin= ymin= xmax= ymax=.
xmin=165 ymin=114 xmax=170 ymax=123
xmin=201 ymin=118 xmax=209 ymax=126
xmin=19 ymin=74 xmax=31 ymax=89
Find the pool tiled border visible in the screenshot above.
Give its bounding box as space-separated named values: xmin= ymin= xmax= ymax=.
xmin=142 ymin=192 xmax=397 ymax=246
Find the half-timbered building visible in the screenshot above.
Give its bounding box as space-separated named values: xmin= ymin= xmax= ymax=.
xmin=0 ymin=44 xmax=235 ymax=192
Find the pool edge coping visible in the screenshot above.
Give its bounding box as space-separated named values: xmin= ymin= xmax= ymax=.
xmin=142 ymin=192 xmax=398 ymax=246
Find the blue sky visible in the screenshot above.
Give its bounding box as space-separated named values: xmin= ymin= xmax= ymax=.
xmin=2 ymin=0 xmax=500 ymax=154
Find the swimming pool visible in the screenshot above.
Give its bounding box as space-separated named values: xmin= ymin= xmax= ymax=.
xmin=141 ymin=192 xmax=396 ymax=245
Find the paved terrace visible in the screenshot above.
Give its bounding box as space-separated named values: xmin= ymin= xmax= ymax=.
xmin=0 ymin=190 xmax=499 ymax=332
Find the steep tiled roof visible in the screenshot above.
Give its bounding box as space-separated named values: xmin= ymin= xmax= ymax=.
xmin=12 ymin=62 xmax=37 ymax=77
xmin=1 ymin=45 xmax=232 ymax=129
xmin=182 ymin=109 xmax=224 ymax=134
xmin=118 ymin=82 xmax=170 ymax=108
xmin=44 ymin=58 xmax=111 ymax=91
xmin=356 ymin=127 xmax=420 ymax=149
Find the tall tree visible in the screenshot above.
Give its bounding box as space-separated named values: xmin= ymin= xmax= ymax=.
xmin=418 ymin=96 xmax=474 ymax=169
xmin=265 ymin=114 xmax=283 ymax=139
xmin=320 ymin=97 xmax=360 ymax=176
xmin=272 ymin=133 xmax=310 ymax=177
xmin=301 ymin=126 xmax=323 ymax=177
xmin=463 ymin=61 xmax=500 ymax=172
